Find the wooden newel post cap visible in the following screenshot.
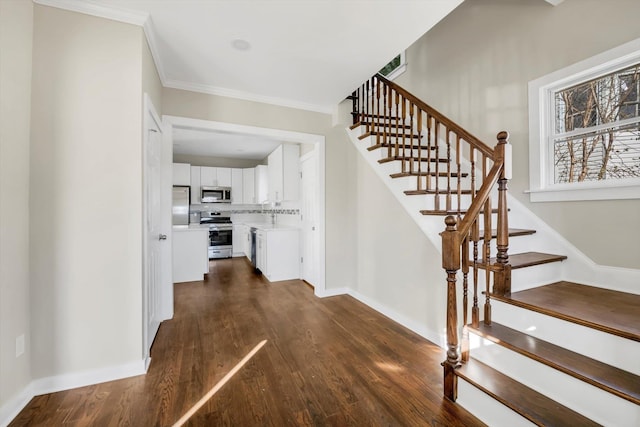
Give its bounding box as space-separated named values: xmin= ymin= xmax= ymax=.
xmin=444 ymin=215 xmax=457 ymax=231
xmin=497 ymin=131 xmax=509 ymax=144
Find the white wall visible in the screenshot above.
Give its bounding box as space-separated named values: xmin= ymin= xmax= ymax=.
xmin=30 ymin=5 xmax=144 ymax=378
xmin=395 ymin=0 xmax=640 ymax=269
xmin=0 ymin=0 xmax=33 ymax=411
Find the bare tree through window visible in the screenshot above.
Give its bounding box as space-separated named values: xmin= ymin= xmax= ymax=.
xmin=553 ymin=64 xmax=640 ymax=184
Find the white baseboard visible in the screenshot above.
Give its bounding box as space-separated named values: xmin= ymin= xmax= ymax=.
xmin=0 ymin=359 xmax=146 ymax=427
xmin=315 ymin=286 xmax=349 ymax=298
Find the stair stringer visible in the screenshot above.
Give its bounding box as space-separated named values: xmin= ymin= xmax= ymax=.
xmin=347 ymin=126 xmax=640 ymax=295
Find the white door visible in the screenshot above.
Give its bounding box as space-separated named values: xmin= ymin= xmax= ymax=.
xmin=300 ymin=151 xmax=319 ymax=287
xmin=143 ymin=97 xmax=165 ymax=365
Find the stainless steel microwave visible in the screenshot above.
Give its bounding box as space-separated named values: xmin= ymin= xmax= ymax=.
xmin=201 ymin=186 xmax=231 ymax=203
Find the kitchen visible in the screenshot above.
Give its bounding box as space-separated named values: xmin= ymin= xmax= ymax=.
xmin=170 ymin=123 xmax=320 ymax=287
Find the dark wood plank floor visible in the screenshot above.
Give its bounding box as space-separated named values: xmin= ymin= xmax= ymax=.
xmin=10 ymin=258 xmax=483 ymax=426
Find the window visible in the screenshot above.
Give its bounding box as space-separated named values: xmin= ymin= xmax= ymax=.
xmin=528 ymin=38 xmax=640 ymax=201
xmin=378 ymin=51 xmax=406 ymax=80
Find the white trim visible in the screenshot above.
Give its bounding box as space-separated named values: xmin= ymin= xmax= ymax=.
xmin=528 ymin=37 xmax=640 ymax=201
xmin=163 ymin=79 xmax=333 ymax=114
xmin=0 ymin=360 xmax=146 ymax=427
xmin=314 ymin=287 xmax=349 ymax=298
xmin=33 ymin=0 xmax=148 ymax=25
xmin=544 ymin=0 xmax=565 ymax=5
xmin=142 ymin=17 xmax=167 ymax=85
xmin=162 ymin=115 xmax=327 ymax=296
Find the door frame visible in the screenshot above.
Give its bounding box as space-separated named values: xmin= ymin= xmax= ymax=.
xmin=163 ymin=115 xmax=327 ymax=296
xmin=142 ymin=94 xmax=172 ymax=368
xmin=299 ymin=149 xmax=320 ymax=288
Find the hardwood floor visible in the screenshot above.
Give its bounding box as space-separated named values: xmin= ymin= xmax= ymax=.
xmin=10 ymin=258 xmax=483 ymax=426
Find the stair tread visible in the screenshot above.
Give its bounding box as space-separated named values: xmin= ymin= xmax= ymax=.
xmin=474 ymin=252 xmax=567 ymax=269
xmin=477 ymin=228 xmax=536 ymax=239
xmin=469 ymin=322 xmax=640 ymax=404
xmin=367 ymin=142 xmax=435 ymax=152
xmin=456 ymin=359 xmax=601 ymax=427
xmin=390 ymin=171 xmax=469 ymax=178
xmin=379 ymin=156 xmax=449 ymax=164
xmin=359 ymin=130 xmax=423 ymax=140
xmin=492 ymin=281 xmax=640 ymax=342
xmin=405 ymin=189 xmax=474 ymax=195
xmin=351 ymin=121 xmax=413 ymax=131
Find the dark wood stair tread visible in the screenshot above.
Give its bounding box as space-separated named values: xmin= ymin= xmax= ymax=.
xmin=390 ymin=171 xmax=469 ymax=178
xmin=359 ymin=130 xmax=423 ymax=140
xmin=474 ymin=252 xmax=567 ymax=269
xmin=367 ymin=142 xmax=435 ymax=152
xmin=477 ymin=228 xmax=536 ymax=239
xmin=456 ymin=359 xmax=601 ymax=426
xmin=468 ymin=322 xmax=640 ymax=405
xmin=491 ymin=281 xmax=640 ymax=342
xmin=379 ymin=156 xmax=449 ymax=164
xmin=405 ymin=189 xmax=473 ymax=195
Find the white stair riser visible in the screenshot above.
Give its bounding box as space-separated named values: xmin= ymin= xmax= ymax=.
xmin=490 ymin=300 xmax=640 ymax=375
xmin=457 ymin=380 xmax=537 ymax=427
xmin=470 ymin=336 xmax=640 ymax=427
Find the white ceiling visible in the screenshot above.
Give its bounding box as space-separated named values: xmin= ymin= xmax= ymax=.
xmin=37 ymin=0 xmax=464 ymax=158
xmin=173 ymin=127 xmax=283 ymax=160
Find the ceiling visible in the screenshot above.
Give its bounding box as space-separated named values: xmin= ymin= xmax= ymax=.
xmin=37 ymin=0 xmax=464 ymax=158
xmin=173 ymin=127 xmax=283 ymax=160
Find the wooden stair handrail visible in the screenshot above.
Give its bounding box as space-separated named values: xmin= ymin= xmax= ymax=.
xmin=349 ymin=74 xmax=512 ymax=404
xmin=374 ymin=74 xmax=495 ymax=159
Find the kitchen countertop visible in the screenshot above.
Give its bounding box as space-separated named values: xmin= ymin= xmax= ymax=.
xmin=241 ymin=222 xmax=299 ymax=231
xmin=172 ymin=224 xmax=210 ymax=231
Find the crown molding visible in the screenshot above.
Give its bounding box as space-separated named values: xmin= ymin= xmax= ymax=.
xmin=33 ymin=0 xmax=148 ymax=26
xmin=164 ymin=79 xmax=333 ymax=115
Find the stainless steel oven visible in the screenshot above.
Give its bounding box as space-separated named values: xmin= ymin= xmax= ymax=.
xmin=200 ymin=212 xmax=233 ymax=259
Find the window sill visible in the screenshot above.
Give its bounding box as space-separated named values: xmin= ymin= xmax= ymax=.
xmin=384 ymin=64 xmax=407 ymax=81
xmin=526 ymin=182 xmax=640 ymax=202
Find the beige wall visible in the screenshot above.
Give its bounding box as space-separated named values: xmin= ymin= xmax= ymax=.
xmin=396 ymin=0 xmax=640 ymax=269
xmin=0 ymin=0 xmax=33 ymax=409
xmin=162 ymin=89 xmax=358 ymax=290
xmin=30 ymin=5 xmax=144 ymax=377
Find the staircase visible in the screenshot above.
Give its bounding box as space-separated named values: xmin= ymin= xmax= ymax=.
xmin=347 ymin=74 xmax=640 ymax=426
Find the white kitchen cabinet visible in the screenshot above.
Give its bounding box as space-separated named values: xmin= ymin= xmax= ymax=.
xmin=190 ymin=166 xmax=201 ymax=205
xmin=217 ymin=167 xmax=232 ymax=187
xmin=172 ymin=226 xmax=209 ymax=283
xmin=231 ymin=168 xmax=243 ymax=204
xmin=242 ymin=168 xmax=255 ymax=204
xmin=267 ymin=144 xmax=299 ymax=202
xmin=172 ymin=163 xmax=191 ymax=186
xmin=200 ymin=166 xmax=232 ymax=187
xmin=200 ymin=166 xmax=215 ymax=187
xmin=254 ymin=165 xmax=268 ymax=204
xmin=256 ymin=227 xmax=300 ymax=282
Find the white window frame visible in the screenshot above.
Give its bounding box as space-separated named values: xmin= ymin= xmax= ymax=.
xmin=379 ymin=51 xmax=406 ymax=81
xmin=528 ymin=38 xmax=640 ymax=202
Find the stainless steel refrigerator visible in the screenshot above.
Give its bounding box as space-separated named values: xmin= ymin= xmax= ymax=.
xmin=172 ymin=186 xmax=190 ymax=225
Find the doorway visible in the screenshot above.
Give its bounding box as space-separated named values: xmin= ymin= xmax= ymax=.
xmin=163 ymin=115 xmax=326 ymax=295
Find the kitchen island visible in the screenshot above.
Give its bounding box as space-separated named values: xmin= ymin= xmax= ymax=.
xmin=172 ymin=224 xmax=209 ymax=283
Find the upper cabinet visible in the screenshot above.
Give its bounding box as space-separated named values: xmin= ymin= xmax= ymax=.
xmin=242 ymin=168 xmax=255 ymax=204
xmin=200 ymin=167 xmax=232 ymax=188
xmin=268 ymin=144 xmax=299 ymax=202
xmin=172 ymin=163 xmax=191 ymax=186
xmin=231 ymin=168 xmax=243 ymax=205
xmin=255 ymin=165 xmax=269 ymax=204
xmin=190 ymin=166 xmax=201 ymax=205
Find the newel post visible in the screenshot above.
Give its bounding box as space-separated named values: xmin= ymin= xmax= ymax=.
xmin=441 ymin=216 xmax=461 ymax=401
xmin=494 ymin=131 xmax=512 ymax=296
